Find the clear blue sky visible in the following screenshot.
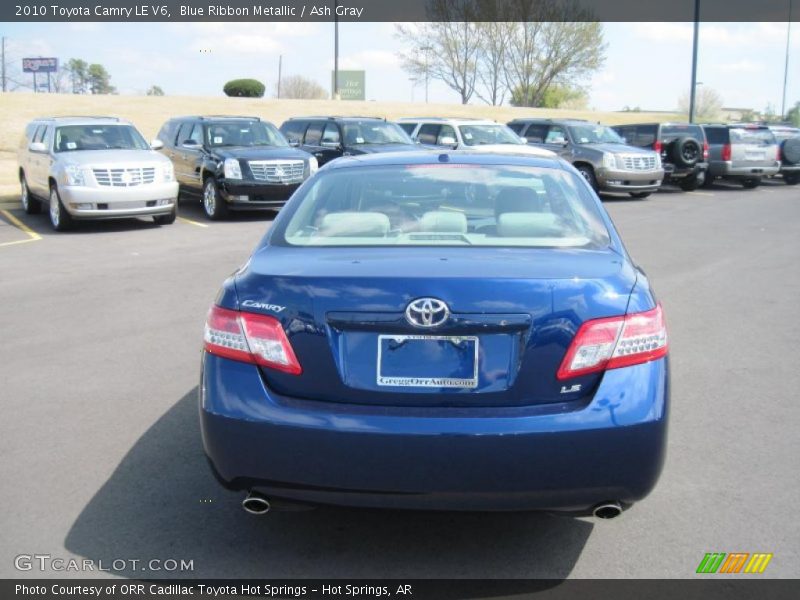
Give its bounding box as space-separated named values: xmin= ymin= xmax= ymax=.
xmin=2 ymin=21 xmax=797 ymax=112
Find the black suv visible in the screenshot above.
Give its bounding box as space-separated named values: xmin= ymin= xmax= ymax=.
xmin=279 ymin=117 xmax=418 ymax=166
xmin=612 ymin=123 xmax=708 ymax=191
xmin=156 ymin=116 xmax=316 ymax=220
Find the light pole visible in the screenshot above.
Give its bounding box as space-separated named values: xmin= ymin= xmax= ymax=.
xmin=688 ymin=0 xmax=700 ymax=123
xmin=781 ymin=0 xmax=793 ymax=120
xmin=333 ymin=0 xmax=340 ymax=100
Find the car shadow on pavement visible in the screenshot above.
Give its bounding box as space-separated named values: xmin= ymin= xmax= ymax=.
xmin=65 ymin=388 xmax=594 ymax=581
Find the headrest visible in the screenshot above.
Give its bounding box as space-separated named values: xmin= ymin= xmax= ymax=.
xmin=320 ymin=212 xmax=391 ymax=237
xmin=496 ymin=212 xmax=560 ymax=238
xmin=494 ymin=187 xmax=541 ymax=216
xmin=420 ymin=211 xmax=468 ymax=233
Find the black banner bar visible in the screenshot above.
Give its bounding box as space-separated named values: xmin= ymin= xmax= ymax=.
xmin=3 ymin=0 xmax=800 ymax=23
xmin=3 ymin=579 xmax=800 ymax=600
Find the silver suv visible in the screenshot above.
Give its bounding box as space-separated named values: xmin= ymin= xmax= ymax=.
xmin=508 ymin=118 xmax=664 ymax=198
xmin=396 ymin=117 xmax=554 ymax=158
xmin=17 ymin=116 xmax=179 ymax=231
xmin=701 ymin=124 xmax=780 ymax=188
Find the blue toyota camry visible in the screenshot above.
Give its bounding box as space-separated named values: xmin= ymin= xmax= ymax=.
xmin=200 ymin=151 xmax=669 ymax=518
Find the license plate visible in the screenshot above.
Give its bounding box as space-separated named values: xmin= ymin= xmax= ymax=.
xmin=377 ymin=335 xmax=479 ymax=389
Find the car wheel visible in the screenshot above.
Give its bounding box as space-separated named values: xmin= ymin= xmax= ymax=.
xmin=20 ymin=174 xmax=41 ymax=214
xmin=701 ymin=175 xmax=715 ymax=188
xmin=741 ymin=178 xmax=761 ymax=189
xmin=576 ymin=165 xmax=598 ymax=191
xmin=629 ymin=192 xmax=651 ymax=199
xmin=203 ymin=177 xmax=228 ymax=220
xmin=679 ymin=176 xmax=700 ymax=191
xmin=153 ymin=206 xmax=177 ymax=225
xmin=669 ymin=137 xmax=701 ymax=168
xmin=49 ymin=185 xmax=73 ymax=231
xmin=783 ymin=173 xmax=799 ymax=185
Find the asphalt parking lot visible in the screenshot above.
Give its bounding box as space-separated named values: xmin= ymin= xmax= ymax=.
xmin=0 ymin=180 xmax=798 ymax=580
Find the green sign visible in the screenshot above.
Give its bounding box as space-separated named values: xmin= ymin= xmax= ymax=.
xmin=332 ymin=70 xmax=365 ymax=101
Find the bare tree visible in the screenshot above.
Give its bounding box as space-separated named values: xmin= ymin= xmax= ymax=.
xmin=275 ymin=75 xmax=328 ymax=100
xmin=678 ymin=86 xmax=723 ymax=121
xmin=474 ymin=22 xmax=513 ymax=106
xmin=396 ymin=1 xmax=482 ymax=104
xmin=503 ymin=1 xmax=605 ymax=108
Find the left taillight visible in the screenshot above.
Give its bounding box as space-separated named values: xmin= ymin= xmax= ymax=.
xmin=204 ymin=305 xmax=302 ymax=375
xmin=557 ymin=303 xmax=668 ymax=380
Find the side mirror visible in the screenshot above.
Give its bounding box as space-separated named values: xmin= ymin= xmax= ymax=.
xmin=288 ymin=140 xmax=300 ymax=147
xmin=440 ymin=136 xmax=457 ymax=146
xmin=150 ymin=139 xmax=164 ymax=150
xmin=521 ymin=137 xmax=530 ymax=144
xmin=28 ymin=142 xmax=47 ymax=153
xmin=181 ymin=140 xmax=202 ymax=149
xmin=320 ymin=141 xmax=342 ymax=150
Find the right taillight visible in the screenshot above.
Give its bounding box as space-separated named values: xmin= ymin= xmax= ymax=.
xmin=653 ymin=140 xmax=662 ymax=153
xmin=557 ymin=304 xmax=668 ymax=380
xmin=721 ymin=143 xmax=732 ymax=161
xmin=204 ymin=305 xmax=302 ymax=375
xmin=703 ymin=141 xmax=709 ymax=160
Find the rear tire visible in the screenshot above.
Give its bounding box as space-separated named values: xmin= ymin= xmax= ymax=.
xmin=20 ymin=174 xmax=41 ymax=214
xmin=48 ymin=185 xmax=73 ymax=232
xmin=679 ymin=177 xmax=700 ymax=191
xmin=153 ymin=206 xmax=177 ymax=225
xmin=203 ymin=177 xmax=228 ymax=220
xmin=629 ymin=192 xmax=651 ymax=199
xmin=741 ymin=178 xmax=761 ymax=189
xmin=575 ymin=165 xmax=598 ymax=191
xmin=701 ymin=175 xmax=715 ymax=188
xmin=783 ymin=173 xmax=799 ymax=185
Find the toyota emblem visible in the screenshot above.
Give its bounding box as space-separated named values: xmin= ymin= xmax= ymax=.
xmin=405 ymin=298 xmax=450 ymax=328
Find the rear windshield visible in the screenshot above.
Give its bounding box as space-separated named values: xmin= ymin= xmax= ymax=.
xmin=54 ymin=125 xmax=149 ymax=152
xmin=662 ymin=124 xmax=705 ymax=140
xmin=730 ymin=128 xmax=776 ymax=146
xmin=205 ymin=121 xmax=287 ymax=148
xmin=276 ymin=164 xmax=611 ymax=249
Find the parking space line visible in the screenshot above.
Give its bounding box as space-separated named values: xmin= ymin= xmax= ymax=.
xmin=686 ymin=191 xmax=715 ymax=197
xmin=0 ymin=209 xmax=42 ymax=247
xmin=178 ymin=216 xmax=210 ymax=228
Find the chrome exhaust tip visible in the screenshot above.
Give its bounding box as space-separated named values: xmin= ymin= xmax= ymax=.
xmin=242 ymin=492 xmax=271 ymax=515
xmin=592 ymin=502 xmax=623 ymax=519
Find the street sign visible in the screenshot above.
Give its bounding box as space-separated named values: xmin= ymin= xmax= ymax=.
xmin=332 ymin=70 xmax=365 ymax=101
xmin=22 ymin=57 xmax=59 ymax=73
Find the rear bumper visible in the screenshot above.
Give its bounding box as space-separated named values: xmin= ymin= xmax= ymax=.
xmin=595 ymin=168 xmax=664 ymax=193
xmin=200 ymin=353 xmax=669 ymax=513
xmin=708 ymin=161 xmax=781 ymax=178
xmin=60 ymin=182 xmax=178 ymax=218
xmin=663 ymin=162 xmax=707 ymax=181
xmin=220 ymin=180 xmax=301 ymax=209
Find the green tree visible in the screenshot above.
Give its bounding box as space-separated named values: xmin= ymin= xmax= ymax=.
xmin=65 ymin=58 xmax=89 ymax=94
xmin=786 ymin=101 xmax=800 ymax=127
xmin=511 ymin=83 xmax=588 ymax=109
xmin=86 ymin=63 xmax=115 ymax=94
xmin=146 ymin=85 xmax=165 ymax=96
xmin=223 ymin=78 xmax=265 ymax=98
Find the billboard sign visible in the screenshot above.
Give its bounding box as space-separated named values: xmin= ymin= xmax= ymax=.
xmin=332 ymin=70 xmax=365 ymax=101
xmin=23 ymin=57 xmax=59 ymax=73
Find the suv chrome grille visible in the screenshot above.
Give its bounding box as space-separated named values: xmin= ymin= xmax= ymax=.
xmin=93 ymin=167 xmax=156 ymax=187
xmin=619 ymin=155 xmax=657 ymax=171
xmin=248 ymin=160 xmax=305 ymax=184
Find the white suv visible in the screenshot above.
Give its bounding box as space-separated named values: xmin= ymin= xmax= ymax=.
xmin=17 ymin=116 xmax=179 ymax=231
xmin=396 ymin=117 xmax=555 ymax=158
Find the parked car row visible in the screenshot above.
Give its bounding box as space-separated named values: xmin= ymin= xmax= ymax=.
xmin=17 ymin=113 xmax=799 ymax=231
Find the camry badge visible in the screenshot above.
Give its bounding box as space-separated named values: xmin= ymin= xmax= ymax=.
xmin=405 ymin=298 xmax=450 ymax=328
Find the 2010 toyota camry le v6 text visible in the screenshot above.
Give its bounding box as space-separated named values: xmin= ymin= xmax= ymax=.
xmin=199 ymin=150 xmax=669 ymax=519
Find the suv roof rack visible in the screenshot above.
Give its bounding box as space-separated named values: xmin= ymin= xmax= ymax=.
xmin=197 ymin=115 xmax=260 ymax=120
xmin=41 ymin=115 xmax=121 ymax=121
xmin=288 ymin=115 xmax=386 ymax=121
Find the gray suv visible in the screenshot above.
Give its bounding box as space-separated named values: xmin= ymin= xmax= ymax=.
xmin=17 ymin=116 xmax=178 ymax=231
xmin=508 ymin=118 xmax=664 ymax=198
xmin=701 ymin=124 xmax=780 ymax=188
xmin=768 ymin=125 xmax=800 ymax=186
